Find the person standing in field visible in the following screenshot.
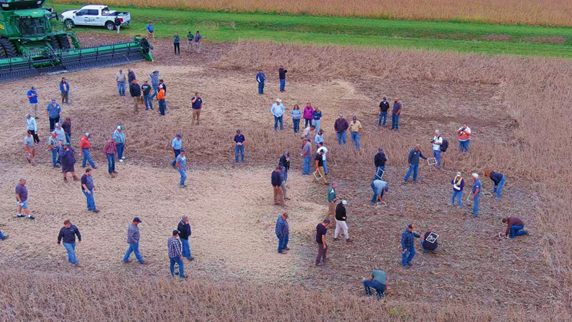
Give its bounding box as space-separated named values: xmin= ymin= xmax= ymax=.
xmin=327 ymin=183 xmax=339 ymax=223
xmin=62 ymin=117 xmax=72 ymax=144
xmin=129 ymin=79 xmax=141 ymax=113
xmin=115 ymin=68 xmax=126 ymax=96
xmin=123 ymin=217 xmax=147 ymax=264
xmin=141 ymin=80 xmax=153 ymax=110
xmin=374 ymin=148 xmax=387 ymax=179
xmin=279 ymin=152 xmax=290 ymax=183
xmin=114 ymin=16 xmax=122 ymax=34
xmin=371 ymin=179 xmax=389 ymax=206
xmin=270 ymin=98 xmax=285 ymax=131
xmin=103 ymin=138 xmax=118 ymax=178
xmin=401 ymin=224 xmax=420 ymax=268
xmin=502 ymin=217 xmax=527 ymax=239
xmin=149 ymin=70 xmax=159 ymax=100
xmin=485 ymin=170 xmax=507 ymax=199
xmin=170 ymin=133 xmax=182 ymax=168
xmin=470 ymin=173 xmax=481 ymax=217
xmin=457 ymin=123 xmax=471 ymax=152
xmin=256 ymin=69 xmax=265 ymax=94
xmin=57 ymin=220 xmax=81 ymax=266
xmin=27 ymin=87 xmax=39 ymax=118
xmin=191 ymin=92 xmax=203 ymax=125
xmin=334 ymin=200 xmax=352 ymax=243
xmin=312 ymin=107 xmax=322 ymax=133
xmin=334 ymin=114 xmax=349 ymax=145
xmin=315 ymin=218 xmax=330 ymax=266
xmin=378 ymin=96 xmax=390 ymax=127
xmin=391 ymin=98 xmax=401 ymax=130
xmin=186 ymin=31 xmax=194 ymax=52
xmin=291 ymin=104 xmax=302 ymax=133
xmin=403 ymin=144 xmax=427 ymax=182
xmin=146 ymin=22 xmax=154 ymax=42
xmin=47 ymin=132 xmax=60 ymax=168
xmin=60 ymin=143 xmax=79 ymax=183
xmin=157 ymin=84 xmax=167 ymax=116
xmin=15 ymin=178 xmax=34 ymax=220
xmin=80 ymin=133 xmax=97 ymax=169
xmin=46 ymin=99 xmax=61 ymax=132
xmin=301 ymin=138 xmax=312 ymax=175
xmin=278 ymin=65 xmax=287 ymax=92
xmin=234 ymin=130 xmax=245 ymax=163
xmin=450 ymin=172 xmax=464 ymax=208
xmin=349 ymin=116 xmax=363 ymax=150
xmin=177 ymin=215 xmax=194 ymax=261
xmin=194 ymin=30 xmax=202 ymax=54
xmin=23 ymin=131 xmax=36 ymax=166
xmin=60 ymin=77 xmax=70 ymax=105
xmin=317 ymin=142 xmax=328 ymax=175
xmin=168 ymin=230 xmax=187 ymax=278
xmin=81 ymin=168 xmax=99 ymax=213
xmin=314 ymin=129 xmax=324 ymax=147
xmin=173 ymin=32 xmax=180 ymax=55
xmin=113 ymin=126 xmax=126 ymax=162
xmin=275 ymin=213 xmax=289 ymax=254
xmin=176 ymin=149 xmax=188 ymax=188
xmin=26 ymin=114 xmax=40 ymax=143
xmin=303 ymin=103 xmax=314 ymax=128
xmin=127 ymin=68 xmax=136 ymax=84
xmin=312 ymin=149 xmax=328 ymax=185
xmin=431 ymin=130 xmax=443 ymax=168
xmin=272 ymin=166 xmax=285 ymax=206
xmin=278 ymin=161 xmax=288 ymax=200
xmin=54 ymin=123 xmax=66 ymax=147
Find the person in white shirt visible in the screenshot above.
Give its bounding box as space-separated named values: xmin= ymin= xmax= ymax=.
xmin=317 ymin=142 xmax=328 ymax=175
xmin=431 ymin=130 xmax=443 ymax=168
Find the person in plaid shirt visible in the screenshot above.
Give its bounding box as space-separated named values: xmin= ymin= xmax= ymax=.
xmin=168 ymin=230 xmax=187 ymax=279
xmin=103 ymin=138 xmax=118 ymax=178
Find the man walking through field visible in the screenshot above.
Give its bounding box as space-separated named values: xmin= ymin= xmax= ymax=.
xmin=123 ymin=217 xmax=147 ymax=264
xmin=177 ymin=215 xmax=194 ymax=261
xmin=391 ymin=98 xmax=402 ymax=130
xmin=327 ymin=182 xmax=339 ymax=223
xmin=312 ymin=149 xmax=328 ymax=184
xmin=103 ymin=138 xmax=118 ymax=178
xmin=80 ymin=132 xmax=97 ymax=169
xmin=168 ymin=230 xmax=187 ymax=278
xmin=176 ymin=149 xmax=188 ymax=188
xmin=275 ymin=213 xmax=290 ymax=254
xmin=57 ymin=220 xmax=81 ymax=266
xmin=15 ymin=178 xmax=34 ymax=220
xmin=81 ymin=168 xmax=99 ymax=213
xmin=315 ymin=219 xmax=330 ymax=266
xmin=401 ymin=224 xmax=420 ymax=268
xmin=272 ymin=166 xmax=285 ymax=206
xmin=129 ymin=79 xmax=141 ymax=112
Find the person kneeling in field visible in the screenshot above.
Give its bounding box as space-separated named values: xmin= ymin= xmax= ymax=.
xmin=421 ymin=229 xmax=439 ymax=253
xmin=363 ymin=267 xmax=390 ymax=299
xmin=502 ymin=217 xmax=527 ymax=239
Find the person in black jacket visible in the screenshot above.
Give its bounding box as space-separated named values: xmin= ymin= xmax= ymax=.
xmin=279 ymin=65 xmax=288 ymax=92
xmin=57 ymin=220 xmax=81 ymax=266
xmin=420 ymin=229 xmax=439 ymax=253
xmin=485 ymin=170 xmax=507 ymax=199
xmin=374 ymin=148 xmax=387 ymax=179
xmin=378 ymin=96 xmax=390 ymax=127
xmin=279 ymin=152 xmax=290 ymax=183
xmin=272 ymin=166 xmax=285 ymax=206
xmin=403 ymin=144 xmax=427 ymax=182
xmin=177 ymin=215 xmax=194 ymax=261
xmin=334 ymin=200 xmax=352 ymax=243
xmin=114 ymin=16 xmax=122 ymax=34
xmin=129 ymin=79 xmax=141 ymax=113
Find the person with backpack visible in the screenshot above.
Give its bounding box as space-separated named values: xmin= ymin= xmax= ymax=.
xmin=431 ymin=130 xmax=445 ymax=168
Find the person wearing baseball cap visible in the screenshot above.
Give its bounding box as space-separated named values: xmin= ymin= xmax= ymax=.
xmin=177 ymin=215 xmax=194 ymax=261
xmin=46 ymin=98 xmax=61 ymax=132
xmin=334 ymin=200 xmax=352 ymax=243
xmin=272 ymin=166 xmax=285 ymax=206
xmin=80 ymin=132 xmax=97 ymax=169
xmin=170 ymin=133 xmax=183 ymax=168
xmin=113 ymin=125 xmax=126 ymax=162
xmin=378 ymin=96 xmax=390 ymax=127
xmin=450 ymin=172 xmax=464 ymax=208
xmin=401 ymin=224 xmax=420 ymax=268
xmin=349 ymin=116 xmax=363 ymax=150
xmin=315 ymin=218 xmax=330 ymax=266
xmin=115 ymin=68 xmax=126 ymax=96
xmin=234 ymin=130 xmax=246 ymax=163
xmin=168 ymin=230 xmax=187 ymax=278
xmin=27 ymin=86 xmax=39 ymax=118
xmin=123 ymin=217 xmax=146 ymax=264
xmin=391 ymin=98 xmax=402 ymax=130
xmin=176 ymin=149 xmax=187 ymax=188
xmin=270 ymin=98 xmax=285 ymax=131
xmin=334 ymin=114 xmax=349 ymax=145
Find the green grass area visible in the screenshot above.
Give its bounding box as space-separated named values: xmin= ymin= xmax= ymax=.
xmin=51 ymin=4 xmax=572 ymax=57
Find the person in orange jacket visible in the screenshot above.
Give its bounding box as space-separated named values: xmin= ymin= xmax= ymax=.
xmin=157 ymin=85 xmax=166 ymax=116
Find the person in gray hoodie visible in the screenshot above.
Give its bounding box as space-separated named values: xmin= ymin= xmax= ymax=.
xmin=149 ymin=70 xmax=160 ymax=100
xmin=122 ymin=217 xmax=147 ymax=264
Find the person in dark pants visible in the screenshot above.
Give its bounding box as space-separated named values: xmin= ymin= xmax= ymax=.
xmin=129 ymin=79 xmax=142 ymax=113
xmin=81 ymin=168 xmax=99 ymax=213
xmin=57 ymin=220 xmax=81 ymax=266
xmin=62 ymin=117 xmax=72 ymax=144
xmin=26 ymin=114 xmax=40 ymax=143
xmin=60 ymin=143 xmax=79 ymax=183
xmin=173 ymin=32 xmax=180 ymax=55
xmin=403 ymin=144 xmax=427 ymax=182
xmin=420 ymin=230 xmax=439 ymax=253
xmin=171 ymin=134 xmax=182 ymax=168
xmin=47 ymin=132 xmax=60 ymax=168
xmin=278 ymin=65 xmax=287 ymax=92
xmin=234 ymin=130 xmax=245 ymax=163
xmin=401 ymin=224 xmax=420 ymax=268
xmin=391 ymin=98 xmax=402 ymax=130
xmin=256 ymin=69 xmax=265 ymax=94
xmin=315 ymin=219 xmax=330 ymax=266
xmin=60 ymin=77 xmax=70 ymax=105
xmin=502 ymin=217 xmax=527 ymax=239
xmin=363 ymin=267 xmax=389 ymax=299
xmin=177 ymin=215 xmax=194 ymax=261
xmin=334 ymin=115 xmax=349 ymax=145
xmin=113 ymin=126 xmax=126 ymax=162
xmin=103 ymin=138 xmax=118 ymax=178
xmin=168 ymin=230 xmax=187 ymax=278
xmin=378 ymin=96 xmax=390 ymax=127
xmin=46 ymin=99 xmax=61 ymax=132
xmin=485 ymin=170 xmax=507 ymax=199
xmin=275 ymin=213 xmax=289 ymax=253
xmin=158 ymin=85 xmax=167 ymax=115
xmin=279 ymin=152 xmax=290 ymax=183
xmin=374 ymin=148 xmax=387 ymax=179
xmin=123 ymin=217 xmax=146 ymax=264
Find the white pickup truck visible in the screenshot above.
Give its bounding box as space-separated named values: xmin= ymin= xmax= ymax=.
xmin=61 ymin=5 xmax=131 ymax=31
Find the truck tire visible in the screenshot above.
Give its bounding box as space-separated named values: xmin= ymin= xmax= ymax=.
xmin=0 ymin=38 xmax=17 ymax=58
xmin=56 ymin=35 xmax=71 ymax=50
xmin=64 ymin=19 xmax=75 ymax=29
xmin=105 ymin=21 xmax=115 ymax=31
xmin=48 ymin=37 xmax=60 ymax=51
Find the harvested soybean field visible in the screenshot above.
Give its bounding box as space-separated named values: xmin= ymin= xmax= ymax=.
xmin=0 ymin=35 xmax=568 ymax=321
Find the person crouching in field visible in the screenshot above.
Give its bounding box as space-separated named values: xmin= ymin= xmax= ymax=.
xmin=502 ymin=217 xmax=527 ymax=239
xmin=363 ymin=267 xmax=389 ymax=299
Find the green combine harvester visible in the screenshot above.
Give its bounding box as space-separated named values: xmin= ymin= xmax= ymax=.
xmin=0 ymin=0 xmax=153 ymax=82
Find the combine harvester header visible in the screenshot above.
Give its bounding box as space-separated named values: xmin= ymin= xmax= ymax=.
xmin=0 ymin=0 xmax=153 ymax=82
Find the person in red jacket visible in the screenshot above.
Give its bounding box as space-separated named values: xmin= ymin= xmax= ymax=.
xmin=502 ymin=217 xmax=527 ymax=239
xmin=80 ymin=133 xmax=96 ymax=169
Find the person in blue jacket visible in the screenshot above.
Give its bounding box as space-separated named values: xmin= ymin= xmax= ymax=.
xmin=256 ymin=69 xmax=266 ymax=94
xmin=59 ymin=77 xmax=70 ymax=105
xmin=275 ymin=213 xmax=289 ymax=253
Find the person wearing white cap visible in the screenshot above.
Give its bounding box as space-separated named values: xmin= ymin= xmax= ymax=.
xmin=80 ymin=133 xmax=97 ymax=169
xmin=334 ymin=200 xmax=353 ymax=243
xmin=470 ymin=173 xmax=481 ymax=217
xmin=431 ymin=130 xmax=443 ymax=168
xmin=450 ymin=172 xmax=464 ymax=208
xmin=270 ymin=98 xmax=285 ymax=131
xmin=115 ymin=68 xmax=126 ymax=96
xmin=25 ymin=114 xmax=40 ymax=143
xmin=113 ymin=126 xmax=126 ymax=162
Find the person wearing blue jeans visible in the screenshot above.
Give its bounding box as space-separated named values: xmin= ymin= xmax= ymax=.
xmin=123 ymin=217 xmax=146 ymax=264
xmin=303 ymin=157 xmax=311 ymax=175
xmin=401 ymin=224 xmax=420 ymax=268
xmin=502 ymin=217 xmax=527 ymax=239
xmin=113 ymin=126 xmax=125 ymax=161
xmin=117 ymin=81 xmax=125 ymax=96
xmin=81 ymin=168 xmax=99 ymax=213
xmin=141 ymin=80 xmax=153 ymax=110
xmin=404 ymin=145 xmax=427 ymax=182
xmin=80 ymin=133 xmax=96 ymax=168
xmin=391 ymin=114 xmax=400 ymax=129
xmin=470 ymin=173 xmax=482 ymax=217
xmin=177 ymin=216 xmax=194 ymax=260
xmin=256 ymin=69 xmax=265 ymax=94
xmin=391 ymin=98 xmax=402 ymax=130
xmin=336 ymin=132 xmax=346 ymax=145
xmin=116 ymin=69 xmax=126 ymax=96
xmin=57 ymin=220 xmax=81 ymax=266
xmin=278 ymin=66 xmax=287 ymax=92
xmin=149 ymin=70 xmax=160 ymax=100
xmin=363 ymin=267 xmax=387 ymax=299
xmin=334 ymin=115 xmax=349 ymax=145
xmin=0 ymin=230 xmax=7 ymax=240
xmin=431 ymin=131 xmax=443 ymax=167
xmin=176 ymin=150 xmax=188 ymax=187
xmin=450 ymin=172 xmax=464 ymax=208
xmin=378 ymin=112 xmax=388 ymax=126
xmin=378 ymin=97 xmax=390 ymax=126
xmin=168 ymin=230 xmax=187 ymax=278
xmin=275 ymin=213 xmax=289 ymax=253
xmin=301 ymin=139 xmax=312 ymax=175
xmin=458 ymin=124 xmax=471 ymax=152
xmin=371 ymin=179 xmax=388 ymax=205
xmin=486 ymin=170 xmax=506 ymax=199
xmin=349 ymin=117 xmax=362 ymax=150
xmin=47 ymin=132 xmax=60 ymax=168
xmin=351 ymin=132 xmax=360 ymax=149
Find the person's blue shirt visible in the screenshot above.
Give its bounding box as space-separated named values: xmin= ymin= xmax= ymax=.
xmin=176 ymin=154 xmax=186 ymax=169
xmin=27 ymin=90 xmax=38 ymax=104
xmin=46 ymin=103 xmax=61 ymax=118
xmin=256 ymin=72 xmax=266 ymax=83
xmin=195 ymin=33 xmax=202 ymax=42
xmin=472 ymin=179 xmax=482 ymax=195
xmin=234 ymin=134 xmax=245 ymax=144
xmin=275 ymin=215 xmax=286 ymax=236
xmin=59 ymin=81 xmax=70 ymax=94
xmin=401 ymin=229 xmax=420 ymax=248
xmin=312 ymin=110 xmax=322 ymax=120
xmin=113 ymin=130 xmax=125 ymax=144
xmin=171 ymin=138 xmax=182 ymax=150
xmin=146 ymin=24 xmax=154 ymax=33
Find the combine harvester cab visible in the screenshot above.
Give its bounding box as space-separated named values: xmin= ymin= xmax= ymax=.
xmin=0 ymin=0 xmax=153 ymax=82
